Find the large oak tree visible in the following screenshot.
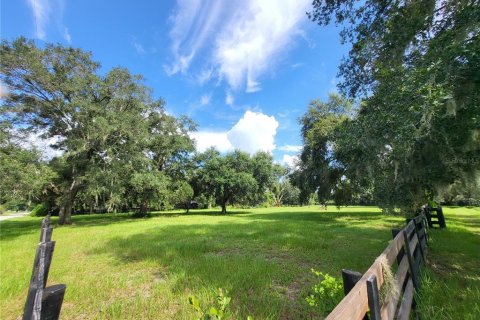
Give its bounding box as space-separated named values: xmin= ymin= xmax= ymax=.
xmin=1 ymin=38 xmax=195 ymax=223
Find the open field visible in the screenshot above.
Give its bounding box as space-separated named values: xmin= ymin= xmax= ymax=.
xmin=1 ymin=206 xmax=478 ymax=319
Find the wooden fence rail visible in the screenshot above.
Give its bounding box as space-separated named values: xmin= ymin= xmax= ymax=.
xmin=23 ymin=216 xmax=66 ymax=320
xmin=326 ymin=212 xmax=430 ymax=320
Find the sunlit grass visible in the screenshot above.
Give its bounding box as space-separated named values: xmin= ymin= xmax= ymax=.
xmin=0 ymin=206 xmax=478 ymax=319
xmin=416 ymin=207 xmax=480 ymax=320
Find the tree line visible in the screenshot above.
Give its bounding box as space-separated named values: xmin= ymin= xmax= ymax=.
xmin=2 ymin=0 xmax=479 ymax=222
xmin=0 ymin=38 xmax=303 ymax=223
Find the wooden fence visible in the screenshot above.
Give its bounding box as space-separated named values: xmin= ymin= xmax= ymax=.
xmin=422 ymin=205 xmax=446 ymax=229
xmin=326 ymin=213 xmax=430 ymax=320
xmin=23 ymin=216 xmax=66 ymax=320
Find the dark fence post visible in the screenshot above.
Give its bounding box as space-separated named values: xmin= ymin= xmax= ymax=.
xmin=23 ymin=216 xmax=66 ymax=320
xmin=366 ymin=275 xmax=381 ymax=320
xmin=437 ymin=206 xmax=446 ymax=228
xmin=341 ymin=269 xmax=362 ymax=295
xmin=341 ymin=269 xmax=369 ymax=320
xmin=403 ymin=228 xmax=420 ymax=290
xmin=392 ymin=228 xmax=404 ymax=266
xmin=41 ymin=284 xmax=66 ymax=320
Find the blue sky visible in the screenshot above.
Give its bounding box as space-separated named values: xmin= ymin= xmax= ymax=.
xmin=1 ymin=0 xmax=348 ymax=165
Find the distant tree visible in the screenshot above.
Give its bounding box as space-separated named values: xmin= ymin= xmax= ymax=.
xmin=129 ymin=171 xmax=170 ymax=217
xmin=171 ymin=181 xmax=194 ymax=213
xmin=293 ymin=94 xmax=352 ymax=207
xmin=251 ymin=152 xmax=284 ymax=205
xmin=194 ymin=149 xmax=258 ymax=214
xmin=271 ymin=179 xmax=300 ymax=207
xmin=0 ymin=125 xmax=55 ymax=209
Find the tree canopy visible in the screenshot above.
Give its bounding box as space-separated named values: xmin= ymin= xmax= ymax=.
xmin=193 ymin=149 xmax=279 ymax=214
xmin=1 ymin=38 xmax=195 ymax=223
xmin=302 ymin=0 xmax=480 ymax=212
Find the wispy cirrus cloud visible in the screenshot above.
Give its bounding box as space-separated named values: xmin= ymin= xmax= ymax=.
xmin=27 ymin=0 xmax=50 ymax=40
xmin=165 ymin=0 xmax=311 ymax=92
xmin=164 ymin=0 xmax=225 ymax=76
xmin=26 ymin=0 xmax=71 ymax=43
xmin=225 ymin=92 xmax=234 ymax=106
xmin=199 ymin=93 xmax=211 ymax=106
xmin=131 ymin=36 xmax=146 ymax=55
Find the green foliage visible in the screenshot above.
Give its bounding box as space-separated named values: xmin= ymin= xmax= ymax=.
xmin=193 ymin=149 xmax=280 ymax=214
xmin=171 ymin=181 xmax=194 ymax=212
xmin=306 ymin=269 xmax=343 ymax=314
xmin=30 ymin=204 xmax=48 ymax=217
xmin=270 ymin=179 xmax=301 ymax=206
xmin=307 ymin=1 xmax=480 ymax=212
xmin=0 ymin=126 xmax=55 ymax=209
xmin=188 ymin=288 xmax=232 ymax=320
xmin=1 ymin=38 xmax=195 ymax=223
xmin=292 ymin=94 xmax=353 ymax=207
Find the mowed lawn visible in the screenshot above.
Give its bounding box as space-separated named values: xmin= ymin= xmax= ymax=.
xmin=0 ymin=206 xmax=478 ymax=319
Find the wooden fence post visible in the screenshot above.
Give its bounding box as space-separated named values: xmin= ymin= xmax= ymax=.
xmin=403 ymin=226 xmax=420 ymax=290
xmin=341 ymin=270 xmax=369 ymax=319
xmin=341 ymin=269 xmax=362 ymax=295
xmin=23 ymin=217 xmax=65 ymax=320
xmin=41 ymin=284 xmax=66 ymax=320
xmin=366 ymin=275 xmax=381 ymax=320
xmin=437 ymin=206 xmax=446 ymax=228
xmin=392 ymin=228 xmax=404 ymax=266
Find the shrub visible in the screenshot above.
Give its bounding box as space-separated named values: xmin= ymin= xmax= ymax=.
xmin=306 ymin=269 xmax=343 ymax=315
xmin=188 ymin=288 xmax=252 ymax=320
xmin=30 ymin=204 xmax=48 ymax=217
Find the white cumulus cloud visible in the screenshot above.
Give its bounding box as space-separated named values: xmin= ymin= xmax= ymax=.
xmin=192 ymin=110 xmax=279 ymax=154
xmin=227 ymin=111 xmax=279 ymax=154
xmin=0 ymin=82 xmax=9 ymax=98
xmin=215 ymin=0 xmax=310 ymax=92
xmin=166 ymin=0 xmax=311 ymax=92
xmin=190 ymin=131 xmax=233 ymax=153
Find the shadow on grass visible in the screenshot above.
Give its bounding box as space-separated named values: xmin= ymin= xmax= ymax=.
xmin=86 ymin=210 xmax=399 ymax=318
xmin=0 ymin=209 xmax=257 ymax=241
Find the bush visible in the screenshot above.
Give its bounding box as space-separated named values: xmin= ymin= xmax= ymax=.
xmin=30 ymin=204 xmax=48 ymax=217
xmin=306 ymin=269 xmax=343 ymax=315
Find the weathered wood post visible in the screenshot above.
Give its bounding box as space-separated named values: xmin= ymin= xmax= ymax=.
xmin=341 ymin=270 xmax=369 ymax=320
xmin=423 ymin=205 xmax=446 ymax=229
xmin=23 ymin=216 xmax=66 ymax=320
xmin=366 ymin=275 xmax=381 ymax=320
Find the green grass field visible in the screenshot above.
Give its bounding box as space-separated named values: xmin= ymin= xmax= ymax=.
xmin=0 ymin=206 xmax=478 ymax=319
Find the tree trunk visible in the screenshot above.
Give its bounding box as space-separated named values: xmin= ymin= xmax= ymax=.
xmin=221 ymin=202 xmax=227 ymax=214
xmin=59 ymin=200 xmax=73 ymax=225
xmin=139 ymin=202 xmax=148 ymax=216
xmin=58 ymin=180 xmax=80 ymax=225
